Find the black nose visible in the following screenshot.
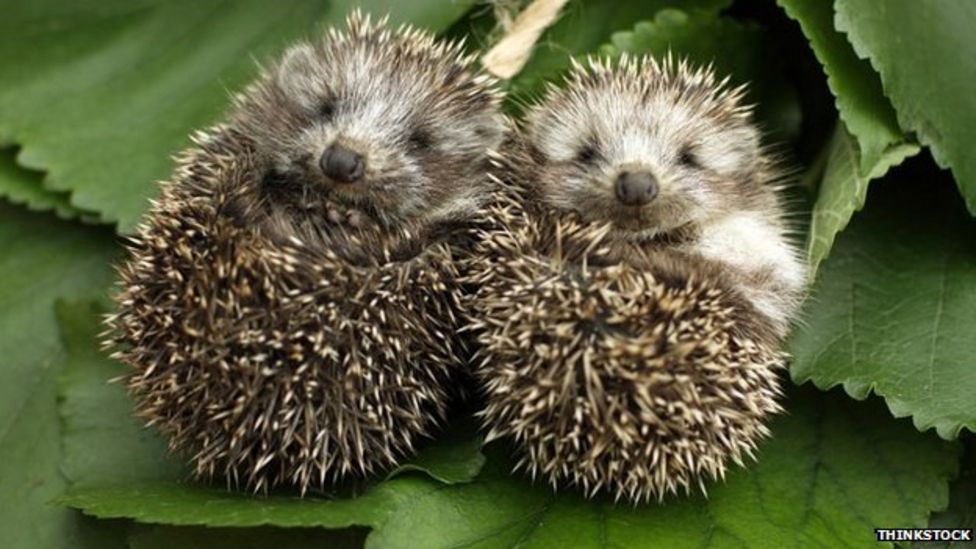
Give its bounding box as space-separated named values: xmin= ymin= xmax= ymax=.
xmin=320 ymin=143 xmax=365 ymax=183
xmin=615 ymin=171 xmax=658 ymax=206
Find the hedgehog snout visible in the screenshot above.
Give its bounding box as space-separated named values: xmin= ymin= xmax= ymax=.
xmin=320 ymin=142 xmax=365 ymax=183
xmin=614 ymin=170 xmax=658 ymax=206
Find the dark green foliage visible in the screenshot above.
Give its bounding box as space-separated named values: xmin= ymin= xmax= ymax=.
xmin=1 ymin=1 xmax=974 ymax=547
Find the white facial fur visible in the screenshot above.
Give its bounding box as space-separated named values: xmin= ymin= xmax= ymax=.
xmin=527 ymin=58 xmax=762 ymax=240
xmin=527 ymin=57 xmax=807 ymax=334
xmin=235 ymin=15 xmax=505 ymax=227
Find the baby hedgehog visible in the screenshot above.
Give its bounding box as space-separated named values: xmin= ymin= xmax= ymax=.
xmin=465 ymin=56 xmax=806 ymax=503
xmin=108 ymin=11 xmax=505 ymax=493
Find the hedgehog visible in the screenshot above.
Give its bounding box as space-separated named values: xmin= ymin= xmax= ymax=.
xmin=464 ymin=55 xmax=806 ymax=503
xmin=106 ymin=11 xmax=505 ymax=494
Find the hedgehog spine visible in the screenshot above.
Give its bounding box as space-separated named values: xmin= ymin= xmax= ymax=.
xmin=465 ymin=54 xmax=806 ymax=503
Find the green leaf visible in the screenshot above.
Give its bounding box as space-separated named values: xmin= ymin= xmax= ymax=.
xmin=777 ymin=0 xmax=915 ymax=174
xmin=776 ymin=0 xmax=920 ymax=270
xmin=790 ymin=165 xmax=976 ymax=439
xmin=805 ymin=122 xmax=919 ymax=273
xmin=56 ymin=300 xmax=186 ymax=489
xmin=0 ymin=0 xmax=477 ymax=232
xmin=60 ymin=478 xmax=439 ymax=530
xmin=387 ymin=419 xmax=486 ymax=485
xmin=365 ymin=388 xmax=958 ymax=549
xmin=509 ymin=0 xmax=731 ymax=99
xmin=919 ymin=439 xmax=975 ymax=547
xmin=128 ymin=524 xmax=367 ymax=549
xmin=598 ymin=9 xmax=801 ymax=144
xmin=835 ymin=0 xmax=976 ymax=215
xmin=0 ymin=203 xmax=119 ymax=549
xmin=60 ymin=386 xmax=959 ymax=548
xmin=0 ymin=147 xmax=93 ymax=221
xmin=602 ymin=10 xmax=759 ymax=65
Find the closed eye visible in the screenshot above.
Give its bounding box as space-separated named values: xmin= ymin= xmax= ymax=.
xmin=679 ymin=146 xmax=701 ymax=169
xmin=319 ymin=98 xmax=336 ymax=120
xmin=408 ymin=127 xmax=434 ymax=152
xmin=678 ymin=146 xmax=703 ymax=170
xmin=575 ymin=142 xmax=599 ymax=165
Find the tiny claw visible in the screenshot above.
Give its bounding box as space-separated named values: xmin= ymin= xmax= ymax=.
xmin=346 ymin=209 xmax=364 ymax=228
xmin=326 ymin=208 xmax=344 ymax=224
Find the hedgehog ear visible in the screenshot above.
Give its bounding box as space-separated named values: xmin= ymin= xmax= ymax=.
xmin=706 ymin=124 xmax=760 ymax=175
xmin=276 ymin=44 xmax=320 ymax=109
xmin=731 ymin=125 xmax=762 ymax=173
xmin=523 ymin=108 xmax=556 ymax=153
xmin=475 ymin=114 xmax=507 ymax=151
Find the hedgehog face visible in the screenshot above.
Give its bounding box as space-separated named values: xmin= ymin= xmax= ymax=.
xmin=525 ymin=57 xmax=761 ymax=241
xmin=234 ymin=13 xmax=504 ymax=228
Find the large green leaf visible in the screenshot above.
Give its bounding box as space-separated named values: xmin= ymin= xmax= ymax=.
xmin=919 ymin=440 xmax=975 ymax=547
xmin=599 ymin=9 xmax=799 ymax=142
xmin=56 ymin=300 xmax=186 ymax=489
xmin=507 ymin=0 xmax=731 ymax=100
xmin=775 ymin=0 xmax=919 ymax=271
xmin=365 ymin=388 xmax=958 ymax=549
xmin=835 ymin=0 xmax=976 ymax=215
xmin=128 ymin=524 xmax=367 ymax=549
xmin=387 ymin=418 xmax=486 ymax=485
xmin=0 ymin=202 xmax=119 ymax=549
xmin=61 ymin=479 xmax=428 ymax=530
xmin=777 ymin=0 xmax=913 ymax=174
xmin=60 ymin=386 xmax=959 ymax=548
xmin=805 ymin=122 xmax=918 ymax=273
xmin=0 ymin=147 xmax=91 ymax=221
xmin=790 ymin=164 xmax=976 ymax=439
xmin=0 ymin=0 xmax=476 ymax=231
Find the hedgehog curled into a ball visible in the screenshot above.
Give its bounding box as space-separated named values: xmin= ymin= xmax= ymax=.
xmin=465 ymin=56 xmax=807 ymax=503
xmin=107 ymin=12 xmax=505 ymax=493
